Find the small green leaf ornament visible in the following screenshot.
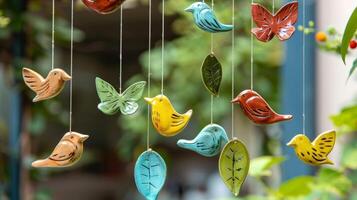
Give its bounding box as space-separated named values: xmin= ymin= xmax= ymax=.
xmin=219 ymin=138 xmax=250 ymax=196
xmin=341 ymin=7 xmax=357 ymax=64
xmin=95 ymin=77 xmax=146 ymax=115
xmin=201 ymin=53 xmax=222 ymax=96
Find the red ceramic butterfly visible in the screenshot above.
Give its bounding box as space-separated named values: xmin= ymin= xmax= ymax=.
xmin=251 ymin=1 xmax=298 ymax=42
xmin=82 ymin=0 xmax=124 ymax=14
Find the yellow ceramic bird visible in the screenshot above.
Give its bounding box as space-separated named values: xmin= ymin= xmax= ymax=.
xmin=22 ymin=68 xmax=71 ymax=102
xmin=145 ymin=94 xmax=193 ymax=137
xmin=287 ymin=130 xmax=336 ymax=166
xmin=32 ymin=132 xmax=89 ymax=168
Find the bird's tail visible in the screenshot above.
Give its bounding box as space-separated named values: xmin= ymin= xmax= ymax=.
xmin=220 ymin=24 xmax=234 ymax=32
xmin=325 ymin=158 xmax=334 ymax=165
xmin=32 ymin=159 xmax=58 ymax=168
xmin=184 ymin=109 xmax=193 ymax=118
xmin=276 ymin=114 xmax=293 ymax=121
xmin=177 ymin=139 xmax=196 ymax=151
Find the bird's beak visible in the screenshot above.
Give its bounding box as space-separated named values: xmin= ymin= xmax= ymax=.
xmin=144 ymin=97 xmax=153 ymax=104
xmin=231 ymin=96 xmax=239 ymax=103
xmin=184 ymin=5 xmax=194 ymax=12
xmin=62 ymin=72 xmax=72 ymax=81
xmin=286 ymin=140 xmax=296 ymax=147
xmin=79 ymin=134 xmax=89 ymax=142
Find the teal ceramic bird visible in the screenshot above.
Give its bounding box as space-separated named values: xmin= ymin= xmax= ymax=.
xmin=177 ymin=124 xmax=229 ymax=157
xmin=185 ymin=2 xmax=233 ymax=33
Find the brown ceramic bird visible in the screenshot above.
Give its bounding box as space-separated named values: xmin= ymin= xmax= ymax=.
xmin=81 ymin=0 xmax=124 ymax=14
xmin=22 ymin=68 xmax=71 ymax=102
xmin=232 ymin=89 xmax=292 ymax=124
xmin=32 ymin=132 xmax=89 ymax=168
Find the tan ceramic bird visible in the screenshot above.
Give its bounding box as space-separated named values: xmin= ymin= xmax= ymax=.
xmin=287 ymin=130 xmax=336 ymax=166
xmin=32 ymin=132 xmax=89 ymax=168
xmin=22 ymin=68 xmax=71 ymax=102
xmin=232 ymin=89 xmax=292 ymax=124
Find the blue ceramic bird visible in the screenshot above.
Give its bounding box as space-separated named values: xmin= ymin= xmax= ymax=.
xmin=185 ymin=2 xmax=233 ymax=33
xmin=177 ymin=124 xmax=229 ymax=157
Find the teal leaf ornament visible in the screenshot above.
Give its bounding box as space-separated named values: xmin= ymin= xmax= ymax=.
xmin=201 ymin=54 xmax=222 ymax=96
xmin=341 ymin=7 xmax=357 ymax=64
xmin=177 ymin=124 xmax=228 ymax=157
xmin=95 ymin=77 xmax=146 ymax=115
xmin=347 ymin=58 xmax=357 ymax=81
xmin=219 ymin=139 xmax=250 ymax=196
xmin=134 ymin=150 xmax=167 ymax=200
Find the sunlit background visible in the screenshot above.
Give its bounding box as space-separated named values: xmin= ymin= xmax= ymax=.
xmin=1 ymin=0 xmax=357 ymax=199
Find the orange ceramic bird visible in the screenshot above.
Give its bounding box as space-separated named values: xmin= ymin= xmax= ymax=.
xmin=232 ymin=89 xmax=292 ymax=124
xmin=22 ymin=68 xmax=71 ymax=102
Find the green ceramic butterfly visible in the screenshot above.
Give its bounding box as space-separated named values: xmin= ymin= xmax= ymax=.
xmin=95 ymin=77 xmax=146 ymax=115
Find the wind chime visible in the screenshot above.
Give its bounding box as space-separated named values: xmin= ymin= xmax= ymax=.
xmin=177 ymin=0 xmax=229 ymax=157
xmin=286 ymin=0 xmax=336 ymax=166
xmin=231 ymin=0 xmax=295 ymax=124
xmin=218 ymin=0 xmax=249 ymax=196
xmin=26 ymin=0 xmax=89 ymax=168
xmin=145 ymin=0 xmax=193 ymax=137
xmin=182 ymin=0 xmax=249 ymax=196
xmin=134 ymin=1 xmax=166 ymax=200
xmin=95 ymin=6 xmax=146 ymax=116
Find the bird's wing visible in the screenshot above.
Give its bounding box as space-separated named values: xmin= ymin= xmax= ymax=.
xmin=312 ymin=130 xmax=336 ymax=156
xmin=95 ymin=78 xmax=121 ymax=115
xmin=251 ymin=3 xmax=275 ymax=42
xmin=22 ymin=68 xmax=48 ymax=93
xmin=199 ymin=9 xmax=226 ymax=32
xmin=49 ymin=140 xmax=76 ymax=162
xmin=274 ymin=1 xmax=298 ymax=41
xmin=170 ymin=112 xmax=186 ymax=127
xmin=245 ymin=96 xmax=271 ymax=119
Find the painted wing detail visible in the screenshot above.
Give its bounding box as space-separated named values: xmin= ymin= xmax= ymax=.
xmin=120 ymin=81 xmax=146 ymax=115
xmin=49 ymin=141 xmax=76 ymax=162
xmin=245 ymin=96 xmax=271 ymax=119
xmin=134 ymin=150 xmax=166 ymax=200
xmin=275 ymin=1 xmax=298 ymax=41
xmin=312 ymin=130 xmax=336 ymax=157
xmin=251 ymin=4 xmax=275 ymax=42
xmin=199 ymin=9 xmax=230 ymax=32
xmin=22 ymin=68 xmax=48 ymax=93
xmin=95 ymin=77 xmax=121 ymax=115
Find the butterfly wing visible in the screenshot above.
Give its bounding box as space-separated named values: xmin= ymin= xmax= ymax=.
xmin=120 ymin=81 xmax=146 ymax=115
xmin=251 ymin=3 xmax=275 ymax=42
xmin=274 ymin=1 xmax=298 ymax=41
xmin=95 ymin=77 xmax=121 ymax=115
xmin=312 ymin=130 xmax=336 ymax=156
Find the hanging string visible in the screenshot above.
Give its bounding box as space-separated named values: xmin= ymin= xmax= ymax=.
xmin=51 ymin=0 xmax=55 ymax=70
xmin=272 ymin=0 xmax=275 ymax=15
xmin=147 ymin=0 xmax=152 ymax=150
xmin=119 ymin=6 xmax=123 ymax=94
xmin=210 ymin=0 xmax=214 ymax=124
xmin=69 ymin=0 xmax=74 ymax=132
xmin=250 ymin=0 xmax=254 ymax=90
xmin=302 ymin=0 xmax=306 ymax=134
xmin=160 ymin=0 xmax=165 ymax=95
xmin=231 ymin=0 xmax=235 ymax=139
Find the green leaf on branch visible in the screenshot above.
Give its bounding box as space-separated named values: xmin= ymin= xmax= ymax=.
xmin=277 ymin=176 xmax=314 ymax=197
xmin=341 ymin=7 xmax=357 ymax=64
xmin=249 ymin=156 xmax=285 ymax=177
xmin=331 ymin=104 xmax=357 ymax=134
xmin=347 ymin=58 xmax=357 ymax=81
